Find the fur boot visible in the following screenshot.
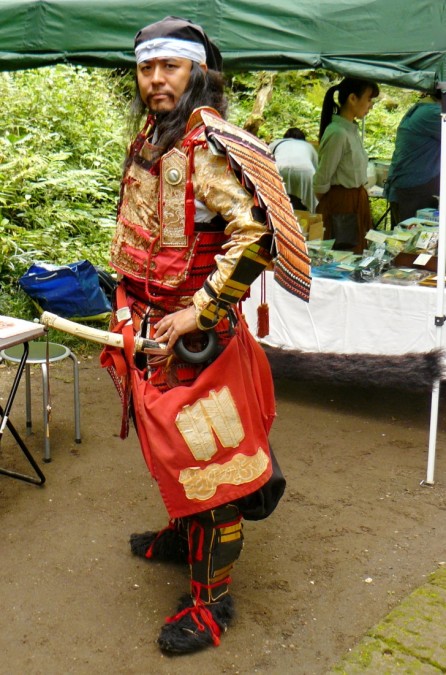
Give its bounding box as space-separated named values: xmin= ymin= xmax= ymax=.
xmin=158 ymin=593 xmax=234 ymax=653
xmin=129 ymin=520 xmax=188 ymax=564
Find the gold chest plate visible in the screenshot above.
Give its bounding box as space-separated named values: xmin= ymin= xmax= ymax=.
xmin=159 ymin=148 xmax=188 ymax=247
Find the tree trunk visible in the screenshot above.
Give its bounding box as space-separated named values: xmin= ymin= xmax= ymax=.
xmin=243 ymin=72 xmax=277 ymax=136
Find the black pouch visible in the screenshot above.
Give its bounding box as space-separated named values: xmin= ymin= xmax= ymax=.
xmin=235 ymin=447 xmax=286 ymax=520
xmin=331 ymin=213 xmax=359 ymax=249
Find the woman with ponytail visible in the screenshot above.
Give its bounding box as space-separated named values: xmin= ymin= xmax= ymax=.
xmin=313 ymin=77 xmax=379 ymax=252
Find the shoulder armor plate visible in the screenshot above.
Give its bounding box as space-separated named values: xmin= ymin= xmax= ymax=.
xmin=191 ymin=108 xmax=311 ymax=302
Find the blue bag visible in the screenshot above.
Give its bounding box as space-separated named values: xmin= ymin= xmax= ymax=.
xmin=19 ymin=260 xmax=112 ymax=319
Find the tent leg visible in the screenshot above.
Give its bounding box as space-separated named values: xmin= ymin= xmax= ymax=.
xmin=422 ymin=379 xmax=441 ymax=486
xmin=423 ymin=90 xmax=446 ymax=487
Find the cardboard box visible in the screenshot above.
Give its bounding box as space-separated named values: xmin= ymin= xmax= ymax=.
xmin=394 ymin=252 xmax=438 ymax=272
xmin=294 ymin=210 xmax=324 ymax=240
xmin=308 ymin=219 xmax=324 ymax=240
xmin=416 ymin=208 xmax=439 ymax=224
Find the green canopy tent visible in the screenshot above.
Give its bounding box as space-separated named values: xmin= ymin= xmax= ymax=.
xmin=1 ymin=0 xmax=445 ymax=91
xmin=2 ymin=0 xmax=446 ymax=484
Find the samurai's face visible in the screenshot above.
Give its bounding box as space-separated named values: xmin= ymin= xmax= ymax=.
xmin=137 ymin=57 xmax=206 ymax=112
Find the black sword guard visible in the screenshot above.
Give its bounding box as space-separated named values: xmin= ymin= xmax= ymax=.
xmin=173 ymin=329 xmax=219 ymax=364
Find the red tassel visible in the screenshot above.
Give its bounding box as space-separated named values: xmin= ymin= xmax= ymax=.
xmin=182 ymin=129 xmax=206 ymax=237
xmin=184 ymin=178 xmax=195 ymax=236
xmin=257 ymin=303 xmax=269 ymax=338
xmin=256 ymin=272 xmax=269 ymax=338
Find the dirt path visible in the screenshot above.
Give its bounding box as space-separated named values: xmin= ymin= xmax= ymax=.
xmin=1 ymin=355 xmax=446 ymax=674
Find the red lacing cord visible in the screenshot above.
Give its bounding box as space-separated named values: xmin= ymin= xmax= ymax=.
xmin=191 ymin=578 xmax=232 ymax=596
xmin=144 ymin=520 xmax=176 ymax=560
xmin=181 ymin=127 xmax=207 ymax=170
xmin=165 ymin=601 xmax=222 ymax=646
xmin=144 ymin=234 xmax=161 ymax=302
xmin=188 ymin=520 xmax=205 ymax=563
xmin=218 ymin=516 xmax=243 ymax=529
xmin=188 ymin=515 xmax=243 ymax=564
xmin=126 ymin=114 xmax=155 ymax=162
xmin=181 ymin=129 xmax=207 ymax=236
xmin=261 ymin=270 xmax=266 ymax=304
xmin=165 ymin=579 xmax=232 ymax=647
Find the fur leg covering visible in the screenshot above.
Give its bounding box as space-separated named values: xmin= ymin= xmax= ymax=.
xmin=158 ymin=593 xmax=234 ymax=654
xmin=157 ymin=504 xmax=243 ymax=653
xmin=129 ymin=519 xmax=188 ymax=564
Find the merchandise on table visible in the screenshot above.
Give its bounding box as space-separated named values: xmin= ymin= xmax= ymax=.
xmin=416 ymin=208 xmax=439 ymax=223
xmin=378 ymin=267 xmax=431 ymax=285
xmin=418 ymin=274 xmax=446 ymax=287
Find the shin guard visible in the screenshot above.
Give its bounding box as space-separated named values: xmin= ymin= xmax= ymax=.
xmin=188 ymin=504 xmax=244 ymax=603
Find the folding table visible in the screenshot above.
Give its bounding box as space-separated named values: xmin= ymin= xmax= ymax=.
xmin=0 ymin=315 xmax=46 ymax=485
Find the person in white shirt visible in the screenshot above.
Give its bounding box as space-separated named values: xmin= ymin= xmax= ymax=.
xmin=270 ymin=127 xmax=318 ymax=213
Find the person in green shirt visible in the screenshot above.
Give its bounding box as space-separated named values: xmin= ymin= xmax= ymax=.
xmin=383 ymin=90 xmax=441 ymax=226
xmin=314 ymin=77 xmax=379 ymax=252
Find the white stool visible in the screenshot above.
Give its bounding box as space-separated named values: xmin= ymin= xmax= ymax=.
xmin=0 ymin=341 xmax=81 ymax=462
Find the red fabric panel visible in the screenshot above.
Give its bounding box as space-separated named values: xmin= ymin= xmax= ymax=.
xmin=130 ymin=319 xmax=275 ymax=518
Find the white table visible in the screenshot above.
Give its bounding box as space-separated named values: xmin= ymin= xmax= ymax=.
xmin=0 ymin=316 xmax=46 ymax=485
xmin=243 ymin=272 xmax=441 ymax=356
xmin=244 ymin=273 xmax=446 ymax=486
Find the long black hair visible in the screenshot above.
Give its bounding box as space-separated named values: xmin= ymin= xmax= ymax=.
xmin=127 ymin=63 xmax=227 ymax=156
xmin=318 ymin=77 xmax=379 ymax=141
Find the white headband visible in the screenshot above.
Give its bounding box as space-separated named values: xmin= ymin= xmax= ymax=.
xmin=135 ymin=37 xmax=207 ymax=65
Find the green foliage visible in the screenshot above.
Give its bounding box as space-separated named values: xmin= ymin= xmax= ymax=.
xmin=0 ymin=65 xmax=423 ymax=331
xmin=228 ymin=69 xmax=420 ymax=161
xmin=0 ymin=65 xmax=127 ymax=305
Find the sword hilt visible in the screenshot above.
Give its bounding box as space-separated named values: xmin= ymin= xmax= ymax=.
xmin=40 ymin=311 xmax=218 ymax=364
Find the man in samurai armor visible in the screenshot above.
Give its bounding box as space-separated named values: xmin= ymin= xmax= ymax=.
xmin=101 ymin=15 xmax=311 ymax=655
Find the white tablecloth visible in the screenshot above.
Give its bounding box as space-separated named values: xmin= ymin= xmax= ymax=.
xmin=243 ymin=272 xmax=442 ymax=355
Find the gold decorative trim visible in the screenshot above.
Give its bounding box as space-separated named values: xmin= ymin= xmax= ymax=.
xmin=178 ymin=447 xmax=269 ymax=501
xmin=159 ymin=148 xmax=188 ymax=247
xmin=175 ymin=386 xmax=245 ymax=461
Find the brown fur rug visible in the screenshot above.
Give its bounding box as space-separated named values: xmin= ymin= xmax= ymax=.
xmin=263 ymin=346 xmax=444 ymax=391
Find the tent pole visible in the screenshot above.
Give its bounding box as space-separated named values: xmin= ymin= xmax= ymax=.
xmin=423 ymin=85 xmax=446 ymax=486
xmin=426 ymin=382 xmax=441 ymax=484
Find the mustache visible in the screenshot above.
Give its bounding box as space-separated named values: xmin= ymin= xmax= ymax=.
xmin=149 ymin=87 xmax=173 ymax=97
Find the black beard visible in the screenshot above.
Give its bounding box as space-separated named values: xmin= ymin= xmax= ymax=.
xmin=151 ymin=110 xmax=174 ymax=124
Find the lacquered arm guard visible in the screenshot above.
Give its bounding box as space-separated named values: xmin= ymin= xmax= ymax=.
xmin=196 ymin=238 xmax=273 ymax=329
